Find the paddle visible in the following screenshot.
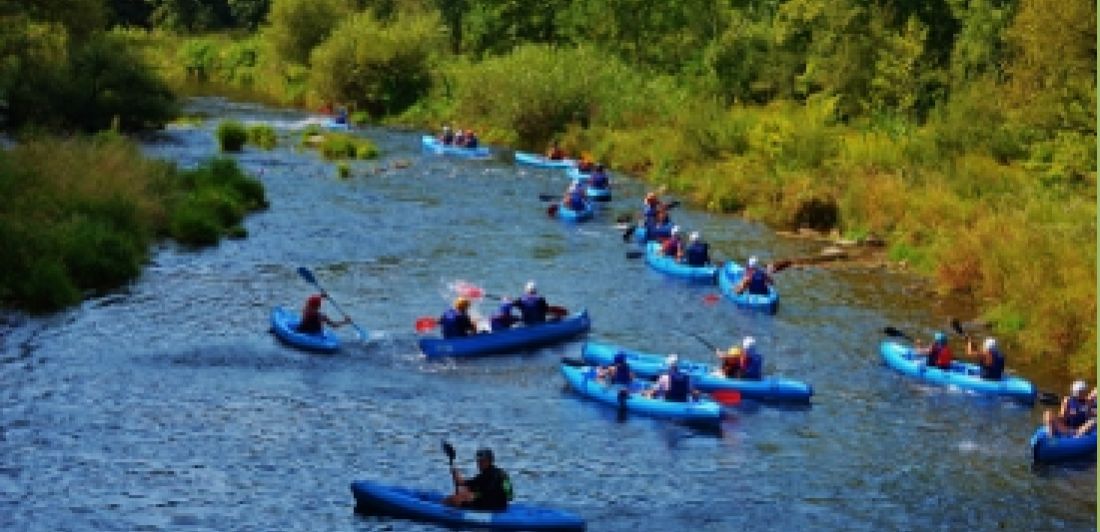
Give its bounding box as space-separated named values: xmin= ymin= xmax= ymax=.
xmin=882 ymin=326 xmax=914 ymax=342
xmin=538 ymin=194 xmax=559 ymax=202
xmin=683 ymin=332 xmax=742 ymax=405
xmin=296 ymin=266 xmax=367 ymax=341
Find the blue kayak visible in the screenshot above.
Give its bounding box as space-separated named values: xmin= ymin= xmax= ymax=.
xmin=555 ymin=201 xmax=594 ymax=222
xmin=716 ymin=261 xmax=779 ymax=314
xmin=560 ymin=364 xmax=723 ymax=427
xmin=419 ymin=310 xmax=590 ymax=358
xmin=351 ymin=480 xmax=586 ymax=531
xmin=585 ymin=186 xmax=611 ymax=202
xmin=1030 ymin=426 xmax=1097 ymax=464
xmin=581 ymin=341 xmax=813 ymax=404
xmin=269 ymin=306 xmax=341 ymax=354
xmin=630 ymin=222 xmax=672 ymax=245
xmin=421 ymin=135 xmax=491 ymax=158
xmin=644 ymin=241 xmax=717 ymax=283
xmin=878 ymin=340 xmax=1037 ymax=405
xmin=515 ymin=151 xmax=575 ymax=168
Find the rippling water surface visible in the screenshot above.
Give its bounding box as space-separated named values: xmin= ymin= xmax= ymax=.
xmin=1 ymin=98 xmax=1093 ymax=531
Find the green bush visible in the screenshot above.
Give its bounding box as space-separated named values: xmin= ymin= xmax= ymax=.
xmin=264 ymin=0 xmax=351 ymax=65
xmin=216 ymin=120 xmax=248 ymax=151
xmin=247 ymin=123 xmax=278 ymax=149
xmin=337 ymin=162 xmax=351 ymax=178
xmin=169 ymin=200 xmax=223 ymax=246
xmin=317 ymin=133 xmax=379 ymax=160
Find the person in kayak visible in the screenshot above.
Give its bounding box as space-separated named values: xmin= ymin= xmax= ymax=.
xmin=597 ymin=351 xmax=635 ymax=386
xmin=715 ymin=336 xmax=763 ymax=380
xmin=489 ymin=297 xmax=519 ymax=332
xmin=461 ymin=129 xmax=479 ymax=149
xmin=296 ymin=294 xmax=350 ymax=334
xmin=444 ymin=448 xmax=513 ymax=511
xmin=660 ymin=226 xmax=683 ymax=257
xmin=645 ymin=208 xmax=674 ymax=241
xmin=1044 ymin=380 xmax=1097 ymax=437
xmin=516 ymin=281 xmax=549 ymax=325
xmin=735 ymin=256 xmax=774 ymax=295
xmin=914 ymin=331 xmax=953 ymax=370
xmin=440 ymin=297 xmax=477 ymax=339
xmin=546 ymin=141 xmax=567 ymax=160
xmin=681 ymin=231 xmax=711 ymax=266
xmin=966 ymin=336 xmax=1004 ymax=380
xmin=439 ymin=124 xmax=454 ymax=145
xmin=648 ymin=355 xmax=700 ymax=402
xmin=562 ymin=182 xmax=587 ymax=211
xmin=576 ymin=154 xmax=595 ymax=173
xmin=589 ymin=164 xmax=610 ymax=189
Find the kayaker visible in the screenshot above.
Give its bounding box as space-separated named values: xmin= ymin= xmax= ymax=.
xmin=914 ymin=331 xmax=953 ymax=370
xmin=966 ymin=336 xmax=1004 ymax=380
xmin=440 ymin=297 xmax=477 ymax=339
xmin=642 ymin=192 xmax=662 ymax=226
xmin=489 ymin=297 xmax=519 ymax=332
xmin=649 ymin=355 xmax=699 ymax=402
xmin=296 ymin=294 xmax=349 ymax=334
xmin=453 ymin=127 xmax=466 ymax=146
xmin=645 ymin=208 xmax=674 ymax=241
xmin=681 ymin=231 xmax=711 ymax=266
xmin=735 ymin=256 xmax=774 ymax=295
xmin=660 ymin=226 xmax=683 ymax=257
xmin=562 ymin=182 xmax=587 ymax=211
xmin=589 ymin=164 xmax=610 ymax=189
xmin=439 ymin=125 xmax=454 ymax=145
xmin=462 ymin=129 xmax=479 ymax=149
xmin=546 ymin=141 xmax=567 ymax=160
xmin=598 ymin=351 xmax=635 ymax=386
xmin=576 ymin=154 xmax=595 ymax=173
xmin=1044 ymin=380 xmax=1097 ymax=437
xmin=444 ymin=448 xmax=513 ymax=511
xmin=334 ymin=105 xmax=348 ymax=124
xmin=516 ymin=281 xmax=549 ymax=325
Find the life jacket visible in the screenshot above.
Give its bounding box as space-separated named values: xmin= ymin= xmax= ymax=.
xmin=665 ymin=370 xmax=690 ymax=402
xmin=927 ymin=344 xmax=953 ymax=369
xmin=567 ymin=191 xmax=586 ymax=211
xmin=979 ymin=348 xmax=1004 ymax=380
xmin=642 ymin=205 xmax=659 ymax=225
xmin=610 ymin=360 xmax=632 ymax=385
xmin=517 ymin=294 xmax=547 ymax=325
xmin=746 ymin=267 xmax=770 ymax=295
xmin=489 ymin=302 xmax=516 ymax=332
xmin=590 ymin=171 xmax=609 ymax=189
xmin=684 ymin=242 xmax=709 ymax=266
xmin=296 ymin=308 xmax=323 ymax=334
xmin=442 ymin=131 xmax=454 ymax=144
xmin=646 ymin=221 xmax=672 ymax=241
xmin=547 ymin=147 xmax=565 ymax=160
xmin=661 ymin=237 xmax=681 ymax=257
xmin=440 ymin=308 xmax=473 ymax=339
xmin=720 ymin=356 xmax=741 ymax=378
xmin=465 ymin=135 xmax=479 ymax=148
xmin=1065 ymin=396 xmax=1093 ymax=428
xmin=742 ymin=349 xmax=763 ymax=380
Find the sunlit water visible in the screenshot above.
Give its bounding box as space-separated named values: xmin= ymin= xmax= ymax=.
xmin=1 ymin=98 xmax=1093 ymax=531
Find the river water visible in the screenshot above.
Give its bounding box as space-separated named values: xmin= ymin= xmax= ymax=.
xmin=1 ymin=98 xmax=1093 ymax=531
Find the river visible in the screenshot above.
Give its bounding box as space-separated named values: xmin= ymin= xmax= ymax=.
xmin=0 ymin=98 xmax=1093 ymax=531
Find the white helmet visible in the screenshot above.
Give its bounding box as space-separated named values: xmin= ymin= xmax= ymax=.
xmin=748 ymin=256 xmax=759 ymax=268
xmin=983 ymin=337 xmax=997 ymax=351
xmin=1071 ymin=380 xmax=1088 ymax=396
xmin=689 ymin=231 xmax=700 ymax=242
xmin=524 ymin=281 xmax=537 ymax=294
xmin=665 ymin=354 xmax=679 ymax=366
xmin=742 ymin=336 xmax=756 ymax=350
xmin=671 ymin=225 xmax=681 ymax=235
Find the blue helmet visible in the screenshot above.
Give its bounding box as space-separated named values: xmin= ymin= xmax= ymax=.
xmin=613 ymin=351 xmax=627 ymax=364
xmin=933 ymin=331 xmax=947 ymax=345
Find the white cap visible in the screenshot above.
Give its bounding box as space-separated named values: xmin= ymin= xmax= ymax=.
xmin=983 ymin=337 xmax=997 ymax=351
xmin=742 ymin=336 xmax=756 ymax=350
xmin=665 ymin=354 xmax=679 ymax=366
xmin=524 ymin=281 xmax=537 ymax=294
xmin=748 ymin=256 xmax=759 ymax=267
xmin=1072 ymin=380 xmax=1088 ymax=395
xmin=671 ymin=225 xmax=681 ymax=235
xmin=689 ymin=231 xmax=699 ymax=242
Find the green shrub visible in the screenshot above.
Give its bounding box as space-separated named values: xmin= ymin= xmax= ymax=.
xmin=247 ymin=124 xmax=278 ymax=150
xmin=317 ymin=133 xmax=379 ymax=160
xmin=169 ymin=199 xmax=223 ymax=246
xmin=216 ymin=120 xmax=247 ymax=151
xmin=337 ymin=162 xmax=351 ymax=178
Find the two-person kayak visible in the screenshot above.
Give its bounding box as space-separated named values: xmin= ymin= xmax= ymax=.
xmin=269 ymin=306 xmax=342 ymax=353
xmin=422 ymin=135 xmax=491 ymax=158
xmin=1030 ymin=426 xmax=1097 ymax=464
xmin=581 ymin=341 xmax=813 ymax=404
xmin=560 ymin=363 xmax=723 ymax=427
xmin=878 ymin=340 xmax=1037 ymax=405
xmin=351 ymin=480 xmax=586 ymax=531
xmin=644 ymin=242 xmax=717 ymax=284
xmin=515 ymin=152 xmax=576 ymax=168
xmin=419 ymin=310 xmax=591 ymax=358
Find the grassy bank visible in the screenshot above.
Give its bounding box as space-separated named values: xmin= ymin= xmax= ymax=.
xmin=124 ymin=28 xmax=1095 ymax=375
xmin=0 ymin=134 xmax=267 ymax=313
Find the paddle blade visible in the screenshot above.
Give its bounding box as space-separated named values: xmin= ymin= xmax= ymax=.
xmin=621 ymin=223 xmax=637 ymax=242
xmin=560 ymin=356 xmax=588 ymax=368
xmin=711 ymin=390 xmax=742 ymax=406
xmin=625 ymin=250 xmax=644 ymax=259
xmin=548 ymin=305 xmax=569 ymax=318
xmin=453 ymin=280 xmax=484 ymax=299
xmin=883 ymin=326 xmax=913 ymax=341
xmin=950 ymin=318 xmax=966 ymax=337
xmin=296 ymin=266 xmax=317 ymax=285
xmin=547 ymin=203 xmax=559 ymax=217
xmin=666 ymin=200 xmax=681 ymax=209
xmin=415 ymin=317 xmax=438 ymax=333
xmin=442 ymin=440 xmax=455 ymax=463
xmin=702 ymin=293 xmax=720 ymax=305
xmin=538 ymin=194 xmax=558 ymax=201
xmin=770 ymin=259 xmax=793 ymax=273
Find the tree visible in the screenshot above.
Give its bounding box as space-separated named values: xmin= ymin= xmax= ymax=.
xmin=264 ymin=0 xmax=352 ymax=64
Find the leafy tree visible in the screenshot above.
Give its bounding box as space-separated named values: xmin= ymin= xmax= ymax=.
xmin=264 ymin=0 xmax=352 ymax=64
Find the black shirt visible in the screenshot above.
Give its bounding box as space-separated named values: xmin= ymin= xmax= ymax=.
xmin=461 ymin=466 xmax=512 ymax=511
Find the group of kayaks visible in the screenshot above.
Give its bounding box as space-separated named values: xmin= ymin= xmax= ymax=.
xmin=271 ymin=130 xmax=1089 ymax=531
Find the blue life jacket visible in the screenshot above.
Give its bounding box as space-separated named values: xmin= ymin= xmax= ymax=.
xmin=980 ymin=348 xmax=1004 ymax=380
xmin=442 ymin=131 xmax=454 ymax=144
xmin=684 ymin=242 xmax=709 ymax=266
xmin=666 ymin=370 xmax=690 ymax=402
xmin=590 ymin=171 xmax=609 ymax=189
xmin=742 ymin=349 xmax=763 ymax=380
xmin=489 ymin=302 xmax=516 ymax=332
xmin=440 ymin=308 xmax=473 ymax=339
xmin=1065 ymin=396 xmax=1093 ymax=428
xmin=517 ymin=294 xmax=547 ymax=325
xmin=646 ymin=222 xmax=672 ymax=241
xmin=746 ymin=267 xmax=770 ymax=295
xmin=466 ymin=135 xmax=479 ymax=148
xmin=642 ymin=205 xmax=659 ymax=225
xmin=567 ymin=191 xmax=586 ymax=211
xmin=610 ymin=361 xmax=632 ymax=385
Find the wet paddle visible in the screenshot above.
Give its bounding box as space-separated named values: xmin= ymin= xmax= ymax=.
xmin=882 ymin=326 xmax=914 ymax=342
xmin=415 ymin=316 xmax=438 ymax=332
xmin=296 ymin=266 xmax=367 ymax=341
